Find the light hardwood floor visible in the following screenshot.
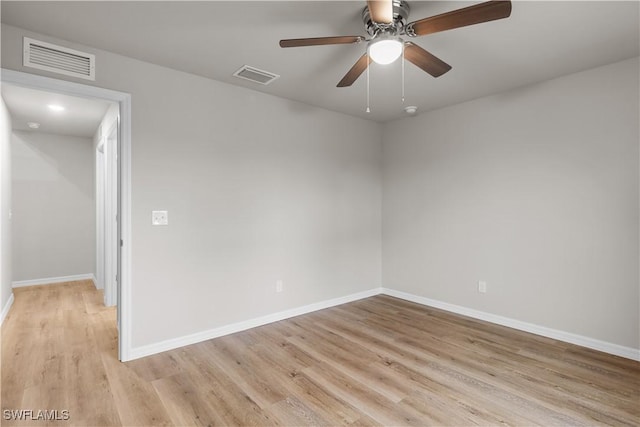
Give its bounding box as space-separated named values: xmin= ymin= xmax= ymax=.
xmin=2 ymin=280 xmax=639 ymax=426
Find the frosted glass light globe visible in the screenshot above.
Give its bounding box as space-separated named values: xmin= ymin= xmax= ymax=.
xmin=368 ymin=38 xmax=403 ymax=65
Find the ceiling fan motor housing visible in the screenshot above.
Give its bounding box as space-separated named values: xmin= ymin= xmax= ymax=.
xmin=362 ymin=0 xmax=411 ymax=37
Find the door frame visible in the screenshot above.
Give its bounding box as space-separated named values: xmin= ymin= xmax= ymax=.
xmin=96 ymin=137 xmax=105 ymax=291
xmin=103 ymin=121 xmax=118 ymax=307
xmin=1 ymin=68 xmax=133 ymax=361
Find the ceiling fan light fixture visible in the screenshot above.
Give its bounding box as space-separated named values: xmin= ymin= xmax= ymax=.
xmin=368 ymin=37 xmax=403 ymax=65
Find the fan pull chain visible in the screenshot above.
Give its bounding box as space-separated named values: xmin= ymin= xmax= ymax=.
xmin=366 ymin=61 xmax=371 ymax=113
xmin=401 ymin=44 xmax=405 ymax=103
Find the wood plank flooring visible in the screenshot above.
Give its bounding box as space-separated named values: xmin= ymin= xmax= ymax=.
xmin=2 ymin=281 xmax=639 ymax=426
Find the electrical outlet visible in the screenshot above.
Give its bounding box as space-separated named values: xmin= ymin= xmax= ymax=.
xmin=152 ymin=210 xmax=168 ymax=225
xmin=478 ymin=280 xmax=487 ymax=293
xmin=276 ymin=280 xmax=284 ymax=293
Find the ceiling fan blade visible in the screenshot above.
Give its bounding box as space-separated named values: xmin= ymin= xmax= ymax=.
xmin=367 ymin=0 xmax=394 ymax=24
xmin=337 ymin=54 xmax=371 ymax=87
xmin=279 ymin=36 xmax=364 ymax=48
xmin=406 ymin=0 xmax=512 ymax=37
xmin=404 ymin=42 xmax=451 ymax=78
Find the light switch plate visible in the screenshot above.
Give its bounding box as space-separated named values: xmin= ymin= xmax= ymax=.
xmin=478 ymin=280 xmax=487 ymax=293
xmin=152 ymin=210 xmax=168 ymax=225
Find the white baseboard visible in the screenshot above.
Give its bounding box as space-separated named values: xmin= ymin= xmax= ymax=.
xmin=129 ymin=287 xmax=383 ymax=360
xmin=128 ymin=286 xmax=639 ymax=362
xmin=1 ymin=293 xmax=14 ymax=325
xmin=93 ymin=274 xmax=104 ymax=290
xmin=12 ymin=273 xmax=96 ymax=288
xmin=381 ymin=288 xmax=640 ymax=362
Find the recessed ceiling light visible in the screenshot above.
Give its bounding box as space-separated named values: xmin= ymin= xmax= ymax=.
xmin=27 ymin=122 xmax=41 ymax=129
xmin=47 ymin=104 xmax=65 ymax=112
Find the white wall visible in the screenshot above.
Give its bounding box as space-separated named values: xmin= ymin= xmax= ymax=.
xmin=383 ymin=57 xmax=640 ymax=349
xmin=1 ymin=24 xmax=382 ymax=349
xmin=0 ymin=95 xmax=13 ymax=320
xmin=12 ymin=131 xmax=95 ymax=282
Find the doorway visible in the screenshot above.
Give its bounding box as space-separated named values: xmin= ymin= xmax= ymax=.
xmin=1 ymin=69 xmax=132 ymax=361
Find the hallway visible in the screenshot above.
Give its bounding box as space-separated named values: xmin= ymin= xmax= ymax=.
xmin=2 ymin=281 xmax=121 ymax=425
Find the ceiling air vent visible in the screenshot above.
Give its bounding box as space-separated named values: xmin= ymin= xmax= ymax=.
xmin=233 ymin=65 xmax=279 ymax=85
xmin=23 ymin=37 xmax=95 ymax=81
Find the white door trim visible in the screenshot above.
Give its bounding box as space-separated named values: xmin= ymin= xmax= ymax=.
xmin=104 ymin=121 xmax=118 ymax=307
xmin=1 ymin=68 xmax=133 ymax=361
xmin=95 ymin=137 xmax=105 ymax=290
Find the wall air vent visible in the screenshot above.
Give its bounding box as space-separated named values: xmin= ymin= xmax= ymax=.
xmin=233 ymin=65 xmax=279 ymax=85
xmin=23 ymin=37 xmax=95 ymax=81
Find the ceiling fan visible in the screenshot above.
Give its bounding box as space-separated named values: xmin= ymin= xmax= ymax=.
xmin=279 ymin=0 xmax=512 ymax=87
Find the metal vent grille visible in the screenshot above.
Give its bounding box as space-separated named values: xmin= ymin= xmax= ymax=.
xmin=23 ymin=37 xmax=95 ymax=81
xmin=233 ymin=65 xmax=279 ymax=85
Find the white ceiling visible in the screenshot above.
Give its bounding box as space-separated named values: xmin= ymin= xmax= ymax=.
xmin=1 ymin=84 xmax=113 ymax=137
xmin=2 ymin=1 xmax=638 ymax=122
